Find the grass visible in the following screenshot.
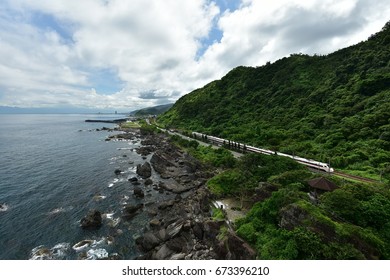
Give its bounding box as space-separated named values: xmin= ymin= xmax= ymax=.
xmin=120 ymin=121 xmax=141 ymax=129
xmin=212 ymin=207 xmax=225 ymax=221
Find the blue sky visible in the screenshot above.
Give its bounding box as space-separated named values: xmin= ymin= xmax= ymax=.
xmin=0 ymin=0 xmax=389 ymax=112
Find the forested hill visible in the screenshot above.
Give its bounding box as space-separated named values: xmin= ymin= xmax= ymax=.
xmin=159 ymin=22 xmax=390 ymax=176
xmin=131 ymin=103 xmax=173 ymax=116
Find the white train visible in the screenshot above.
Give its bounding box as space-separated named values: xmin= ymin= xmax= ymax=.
xmin=192 ymin=132 xmax=334 ymax=173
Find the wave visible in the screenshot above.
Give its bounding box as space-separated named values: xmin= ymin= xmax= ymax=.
xmin=47 ymin=206 xmax=74 ymax=215
xmin=86 ymin=248 xmax=108 ymax=260
xmin=30 ymin=243 xmax=70 ymax=260
xmin=0 ymin=203 xmax=9 ymax=212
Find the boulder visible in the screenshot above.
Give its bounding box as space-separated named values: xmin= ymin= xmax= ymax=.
xmin=166 ymin=236 xmax=187 ymax=253
xmin=166 ymin=219 xmax=184 ymax=239
xmin=149 ymin=219 xmax=161 ymax=228
xmin=133 ymin=186 xmax=145 ymax=198
xmin=128 ymin=177 xmax=138 ymax=183
xmin=144 ymin=179 xmax=153 ymax=186
xmin=153 ymin=244 xmax=173 ymax=260
xmin=203 ymin=220 xmax=224 ymax=240
xmin=156 ymin=229 xmax=168 ymax=242
xmin=141 ymin=232 xmax=162 ymax=251
xmin=226 ymin=233 xmax=256 ymax=260
xmin=159 ymin=178 xmax=195 ymax=194
xmin=114 ymin=169 xmax=122 ymax=175
xmin=136 ymin=146 xmax=155 ymax=156
xmin=150 ymin=152 xmax=174 ymax=175
xmin=158 ymin=200 xmax=175 ymax=210
xmin=170 ymin=253 xmax=186 ymax=260
xmin=80 ymin=210 xmax=102 ymax=229
xmin=192 ymin=222 xmax=204 ymax=240
xmin=122 ymin=204 xmax=143 ymax=219
xmin=136 ymin=162 xmax=152 ymax=179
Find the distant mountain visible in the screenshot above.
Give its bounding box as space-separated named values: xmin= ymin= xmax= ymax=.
xmin=0 ymin=106 xmax=120 ymax=114
xmin=159 ymin=22 xmax=390 ymax=172
xmin=132 ymin=103 xmax=174 ymax=116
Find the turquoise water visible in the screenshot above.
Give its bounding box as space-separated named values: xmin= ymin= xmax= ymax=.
xmin=0 ymin=114 xmax=148 ymax=259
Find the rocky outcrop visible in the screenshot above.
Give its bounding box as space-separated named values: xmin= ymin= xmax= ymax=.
xmin=136 ymin=146 xmax=155 ymax=156
xmin=122 ymin=203 xmax=143 ymax=219
xmin=106 ymin=128 xmax=255 ymax=260
xmin=224 ymin=232 xmax=257 ymax=260
xmin=253 ymin=182 xmax=278 ymax=202
xmin=136 ymin=162 xmax=152 ymax=179
xmin=134 ymin=184 xmax=256 ymax=260
xmin=279 ymin=204 xmax=309 ymax=230
xmin=150 ymin=151 xmax=175 ymax=177
xmin=80 ymin=210 xmax=102 ymax=229
xmin=133 ymin=186 xmax=145 ymax=198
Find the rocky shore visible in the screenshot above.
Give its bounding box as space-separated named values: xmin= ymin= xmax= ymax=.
xmin=99 ymin=127 xmax=256 ymax=260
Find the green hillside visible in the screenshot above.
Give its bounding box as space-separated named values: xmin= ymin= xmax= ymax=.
xmin=159 ymin=22 xmax=390 ymax=178
xmin=132 ymin=103 xmax=173 ymax=116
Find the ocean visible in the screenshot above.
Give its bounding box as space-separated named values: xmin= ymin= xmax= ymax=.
xmin=0 ymin=114 xmax=151 ymax=259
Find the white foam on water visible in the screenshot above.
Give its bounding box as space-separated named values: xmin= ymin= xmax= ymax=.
xmin=30 ymin=243 xmax=70 ymax=260
xmin=0 ymin=203 xmax=9 ymax=212
xmin=48 ymin=206 xmax=74 ymax=215
xmin=103 ymin=212 xmax=115 ymax=219
xmin=51 ymin=243 xmax=70 ymax=259
xmin=93 ymin=194 xmax=107 ymax=201
xmin=87 ymin=248 xmax=108 ymax=260
xmin=72 ymin=237 xmax=107 ymax=252
xmin=103 ymin=212 xmax=121 ymax=227
xmin=108 ymin=178 xmax=121 ymax=188
xmin=128 ymin=166 xmax=137 ymax=173
xmin=108 ymin=217 xmax=121 ymax=228
xmin=120 ymin=195 xmax=129 ymax=205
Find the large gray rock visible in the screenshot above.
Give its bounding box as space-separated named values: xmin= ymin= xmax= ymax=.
xmin=142 ymin=232 xmax=162 ymax=251
xmin=133 ymin=186 xmax=145 ymax=198
xmin=150 ymin=151 xmax=174 ymax=176
xmin=226 ymin=233 xmax=256 ymax=260
xmin=80 ymin=210 xmax=102 ymax=229
xmin=136 ymin=162 xmax=152 ymax=179
xmin=159 ymin=178 xmax=196 ymax=194
xmin=279 ymin=204 xmax=309 ymax=230
xmin=153 ymin=244 xmax=174 ymax=260
xmin=166 ymin=219 xmax=184 ymax=239
xmin=122 ymin=204 xmax=143 ymax=219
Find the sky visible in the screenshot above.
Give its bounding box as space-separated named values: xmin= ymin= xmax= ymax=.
xmin=0 ymin=0 xmax=389 ymax=113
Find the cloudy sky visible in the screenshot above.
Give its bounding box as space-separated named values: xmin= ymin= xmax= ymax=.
xmin=0 ymin=0 xmax=389 ymax=112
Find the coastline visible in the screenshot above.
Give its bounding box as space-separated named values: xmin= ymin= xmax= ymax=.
xmin=105 ymin=125 xmax=256 ymax=260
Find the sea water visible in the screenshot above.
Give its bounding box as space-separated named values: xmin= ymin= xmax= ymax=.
xmin=0 ymin=114 xmax=151 ymax=259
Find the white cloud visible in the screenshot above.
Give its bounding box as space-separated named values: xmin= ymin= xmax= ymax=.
xmin=0 ymin=0 xmax=389 ymax=111
xmin=202 ymin=0 xmax=390 ymax=68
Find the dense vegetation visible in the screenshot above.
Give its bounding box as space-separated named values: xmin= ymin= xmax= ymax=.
xmin=156 ymin=22 xmax=390 ymax=259
xmin=207 ymin=152 xmax=390 ymax=259
xmin=169 ymin=134 xmax=236 ymax=168
xmin=165 ymin=127 xmax=390 ymax=259
xmin=159 ymin=22 xmax=390 ymax=180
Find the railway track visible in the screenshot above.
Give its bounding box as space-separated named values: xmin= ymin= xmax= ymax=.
xmin=333 ymin=171 xmax=379 ymax=184
xmin=157 ymin=127 xmax=381 ymax=184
